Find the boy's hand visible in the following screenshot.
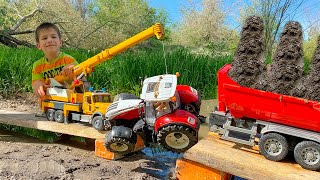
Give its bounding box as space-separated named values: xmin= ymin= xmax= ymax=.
xmin=60 ymin=64 xmax=75 ymax=79
xmin=33 ymin=80 xmax=49 ymax=98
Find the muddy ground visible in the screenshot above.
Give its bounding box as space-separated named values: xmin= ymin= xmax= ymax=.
xmin=0 ymin=94 xmax=181 ymax=180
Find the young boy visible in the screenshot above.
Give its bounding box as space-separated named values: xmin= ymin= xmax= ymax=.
xmin=32 ymin=22 xmax=77 ymax=101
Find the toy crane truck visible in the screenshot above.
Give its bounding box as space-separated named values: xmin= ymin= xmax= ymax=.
xmin=41 ymin=23 xmax=164 ymax=131
xmin=208 ymin=64 xmax=320 ymax=171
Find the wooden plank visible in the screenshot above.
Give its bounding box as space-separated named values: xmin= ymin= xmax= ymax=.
xmin=181 ymin=133 xmax=320 ymax=180
xmin=176 ymin=158 xmax=231 ymax=180
xmin=0 ymin=110 xmax=106 ymax=139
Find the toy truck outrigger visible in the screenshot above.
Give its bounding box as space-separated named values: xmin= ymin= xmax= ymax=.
xmin=209 ymin=64 xmax=320 ymax=171
xmin=41 ymin=23 xmax=164 ymax=130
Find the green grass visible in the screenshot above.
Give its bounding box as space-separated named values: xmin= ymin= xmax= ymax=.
xmin=0 ymin=123 xmax=61 ymax=142
xmin=0 ymin=46 xmax=232 ymax=99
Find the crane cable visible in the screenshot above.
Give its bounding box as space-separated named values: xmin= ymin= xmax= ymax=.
xmin=162 ymin=40 xmax=168 ymax=74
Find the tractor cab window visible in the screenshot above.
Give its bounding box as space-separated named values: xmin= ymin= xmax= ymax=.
xmin=146 ymin=82 xmax=157 ymax=93
xmin=93 ymin=95 xmax=111 ymax=103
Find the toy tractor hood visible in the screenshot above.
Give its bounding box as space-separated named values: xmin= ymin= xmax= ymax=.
xmin=140 ymin=74 xmax=177 ymax=102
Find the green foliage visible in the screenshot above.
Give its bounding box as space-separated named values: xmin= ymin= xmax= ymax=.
xmin=0 ymin=46 xmax=42 ymax=96
xmin=0 ymin=46 xmax=232 ymax=99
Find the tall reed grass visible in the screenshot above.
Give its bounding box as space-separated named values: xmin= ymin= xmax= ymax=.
xmin=0 ymin=46 xmax=232 ymax=99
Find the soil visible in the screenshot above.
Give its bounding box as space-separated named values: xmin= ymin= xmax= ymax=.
xmin=229 ymin=17 xmax=315 ymax=99
xmin=266 ymin=21 xmax=304 ymax=95
xmin=0 ymin=94 xmax=180 ymax=180
xmin=228 ymin=16 xmax=266 ymax=87
xmin=291 ymin=37 xmax=320 ymax=100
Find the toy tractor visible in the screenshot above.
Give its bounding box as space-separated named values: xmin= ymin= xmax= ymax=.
xmin=104 ymin=73 xmax=201 ymax=154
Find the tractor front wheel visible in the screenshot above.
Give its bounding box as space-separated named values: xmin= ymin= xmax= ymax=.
xmin=157 ymin=125 xmax=198 ymax=153
xmin=104 ymin=132 xmax=136 ymax=155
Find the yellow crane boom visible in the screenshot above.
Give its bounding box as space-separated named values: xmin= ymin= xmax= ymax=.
xmin=46 ymin=23 xmax=164 ymax=87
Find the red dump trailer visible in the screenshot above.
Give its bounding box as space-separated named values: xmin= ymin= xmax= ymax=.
xmin=209 ymin=64 xmax=320 ymax=171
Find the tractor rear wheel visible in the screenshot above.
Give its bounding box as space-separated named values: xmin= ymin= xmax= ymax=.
xmin=157 ymin=125 xmax=198 ymax=153
xmin=294 ymin=141 xmax=320 ymax=171
xmin=259 ymin=133 xmax=288 ymax=161
xmin=104 ymin=132 xmax=136 ymax=155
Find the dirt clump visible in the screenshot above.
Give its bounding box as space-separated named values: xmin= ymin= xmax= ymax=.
xmin=265 ymin=21 xmax=304 ymax=95
xmin=229 ymin=17 xmax=306 ymax=97
xmin=291 ymin=37 xmax=320 ymax=100
xmin=228 ymin=16 xmax=266 ymax=87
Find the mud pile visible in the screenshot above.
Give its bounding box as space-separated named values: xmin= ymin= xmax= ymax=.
xmin=291 ymin=38 xmax=320 ymax=101
xmin=228 ymin=16 xmax=265 ymax=87
xmin=265 ymin=22 xmax=304 ymax=95
xmin=229 ymin=16 xmax=320 ymax=99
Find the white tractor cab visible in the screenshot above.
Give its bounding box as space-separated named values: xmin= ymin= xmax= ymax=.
xmin=104 ymin=74 xmax=201 ymax=155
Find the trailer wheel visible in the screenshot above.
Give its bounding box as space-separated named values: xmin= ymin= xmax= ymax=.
xmin=92 ymin=116 xmax=104 ymax=131
xmin=104 ymin=134 xmax=136 ymax=155
xmin=46 ymin=109 xmax=55 ymax=121
xmin=259 ymin=133 xmax=288 ymax=161
xmin=157 ymin=125 xmax=198 ymax=153
xmin=54 ymin=110 xmax=64 ymax=123
xmin=294 ymin=141 xmax=320 ymax=171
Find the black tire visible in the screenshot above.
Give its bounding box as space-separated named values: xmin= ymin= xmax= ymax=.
xmin=294 ymin=141 xmax=320 ymax=171
xmin=46 ymin=109 xmax=55 ymax=121
xmin=92 ymin=116 xmax=104 ymax=131
xmin=113 ymin=93 xmax=139 ymax=102
xmin=54 ymin=110 xmax=64 ymax=123
xmin=104 ymin=133 xmax=136 ymax=155
xmin=259 ymin=133 xmax=288 ymax=161
xmin=157 ymin=125 xmax=198 ymax=153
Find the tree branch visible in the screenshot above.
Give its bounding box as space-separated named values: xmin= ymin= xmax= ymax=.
xmin=11 ymin=7 xmax=42 ymax=31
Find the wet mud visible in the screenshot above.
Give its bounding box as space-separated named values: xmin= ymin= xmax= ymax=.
xmin=229 ymin=16 xmax=320 ymax=101
xmin=0 ymin=129 xmax=179 ymax=180
xmin=228 ymin=16 xmax=265 ymax=87
xmin=266 ymin=22 xmax=304 ymax=95
xmin=291 ymin=37 xmax=320 ymax=101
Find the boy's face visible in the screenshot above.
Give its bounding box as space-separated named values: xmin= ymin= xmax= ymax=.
xmin=36 ymin=27 xmax=62 ymax=56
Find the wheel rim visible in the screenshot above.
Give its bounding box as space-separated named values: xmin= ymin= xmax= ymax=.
xmin=110 ymin=142 xmax=129 ymax=152
xmin=165 ymin=132 xmax=190 ymax=149
xmin=300 ymin=147 xmax=320 ymax=165
xmin=94 ymin=119 xmax=101 ymax=127
xmin=56 ymin=113 xmax=62 ymax=121
xmin=47 ymin=111 xmax=54 ymax=120
xmin=264 ymin=139 xmax=283 ymax=156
